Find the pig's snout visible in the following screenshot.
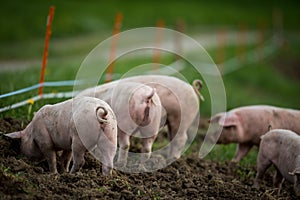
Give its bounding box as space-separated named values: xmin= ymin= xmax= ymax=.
xmin=96 ymin=106 xmax=109 ymax=124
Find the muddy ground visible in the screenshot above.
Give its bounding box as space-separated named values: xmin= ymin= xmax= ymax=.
xmin=0 ymin=118 xmax=298 ymax=199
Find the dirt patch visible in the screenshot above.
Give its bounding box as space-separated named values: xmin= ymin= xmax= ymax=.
xmin=0 ymin=118 xmax=298 ymax=199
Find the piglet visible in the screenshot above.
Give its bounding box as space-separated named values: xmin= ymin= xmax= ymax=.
xmin=5 ymin=96 xmax=117 ymax=175
xmin=209 ymin=105 xmax=300 ymax=162
xmin=253 ymin=129 xmax=300 ymax=196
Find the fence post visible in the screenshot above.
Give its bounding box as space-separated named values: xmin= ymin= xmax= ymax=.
xmin=153 ymin=20 xmax=165 ymax=70
xmin=105 ymin=12 xmax=123 ymax=83
xmin=38 ymin=6 xmax=55 ymax=96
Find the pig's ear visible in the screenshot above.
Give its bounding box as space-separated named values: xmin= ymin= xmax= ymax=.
xmin=208 ymin=112 xmax=225 ymax=123
xmin=4 ymin=131 xmax=25 ymax=139
xmin=219 ymin=112 xmax=239 ymax=127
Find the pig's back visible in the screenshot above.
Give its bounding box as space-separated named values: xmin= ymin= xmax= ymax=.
xmin=235 ymin=105 xmax=300 ymax=136
xmin=123 ymin=75 xmax=199 ymax=113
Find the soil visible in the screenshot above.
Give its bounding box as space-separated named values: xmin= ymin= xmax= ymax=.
xmin=0 ymin=118 xmax=298 ymax=199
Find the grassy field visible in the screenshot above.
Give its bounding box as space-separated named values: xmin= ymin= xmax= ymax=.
xmin=1 ymin=0 xmax=300 ymax=165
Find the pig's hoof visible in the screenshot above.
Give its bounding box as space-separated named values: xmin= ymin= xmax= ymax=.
xmin=102 ymin=168 xmax=113 ymax=176
xmin=115 ymin=161 xmax=126 ymax=169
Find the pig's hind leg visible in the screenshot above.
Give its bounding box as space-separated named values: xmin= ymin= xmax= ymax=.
xmin=253 ymin=151 xmax=272 ymax=188
xmin=115 ymin=129 xmax=130 ymax=168
xmin=70 ymin=136 xmax=86 ymax=173
xmin=60 ymin=150 xmax=72 ymax=173
xmin=140 ymin=135 xmax=157 ymax=166
xmin=273 ymin=168 xmax=285 ymax=195
xmin=273 ymin=168 xmax=284 ymax=187
xmin=167 ymin=117 xmax=188 ymax=161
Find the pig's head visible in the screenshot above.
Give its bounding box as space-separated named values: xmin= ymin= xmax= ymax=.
xmin=129 ymin=86 xmax=159 ymax=127
xmin=5 ymin=129 xmax=42 ymax=159
xmin=289 ymin=167 xmax=300 ymax=196
xmin=208 ymin=112 xmax=243 ymax=144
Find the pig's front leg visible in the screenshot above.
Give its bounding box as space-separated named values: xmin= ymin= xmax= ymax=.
xmin=60 ymin=150 xmax=72 ymax=173
xmin=34 ymin=128 xmax=58 ymax=173
xmin=232 ymin=143 xmax=253 ymax=162
xmin=116 ymin=129 xmax=130 ymax=168
xmin=253 ymin=152 xmax=272 ymax=188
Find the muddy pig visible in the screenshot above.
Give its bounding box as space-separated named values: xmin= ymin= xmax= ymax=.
xmin=78 ymin=82 xmax=162 ymax=168
xmin=5 ymin=96 xmax=117 ymax=175
xmin=209 ymin=105 xmax=300 ymax=162
xmin=253 ymin=129 xmax=300 ymax=196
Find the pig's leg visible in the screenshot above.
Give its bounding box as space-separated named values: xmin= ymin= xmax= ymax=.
xmin=141 ymin=135 xmax=156 ymax=164
xmin=253 ymin=152 xmax=272 ymax=188
xmin=60 ymin=150 xmax=72 ymax=173
xmin=94 ymin=137 xmax=117 ymax=176
xmin=116 ymin=129 xmax=130 ymax=168
xmin=101 ymin=150 xmax=114 ymax=176
xmin=33 ymin=128 xmax=58 ymax=173
xmin=294 ymin=178 xmax=300 ymax=197
xmin=70 ymin=137 xmax=86 ymax=173
xmin=167 ymin=118 xmax=188 ymax=161
xmin=232 ymin=143 xmax=253 ymax=162
xmin=273 ymin=168 xmax=284 ymax=187
xmin=273 ymin=168 xmax=285 ymax=196
xmin=44 ymin=150 xmax=58 ymax=173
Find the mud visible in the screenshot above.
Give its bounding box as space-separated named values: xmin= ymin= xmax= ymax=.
xmin=0 ymin=118 xmax=298 ymax=199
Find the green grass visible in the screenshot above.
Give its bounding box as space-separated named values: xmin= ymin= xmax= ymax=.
xmin=205 ymin=144 xmax=259 ymax=166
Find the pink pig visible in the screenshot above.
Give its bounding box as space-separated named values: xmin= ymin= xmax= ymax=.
xmin=5 ymin=97 xmax=117 ymax=175
xmin=121 ymin=75 xmax=203 ymax=161
xmin=253 ymin=129 xmax=300 ymax=196
xmin=78 ymin=82 xmax=162 ymax=168
xmin=209 ymin=105 xmax=300 ymax=162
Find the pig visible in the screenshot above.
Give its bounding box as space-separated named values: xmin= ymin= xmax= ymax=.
xmin=78 ymin=82 xmax=162 ymax=168
xmin=78 ymin=75 xmax=203 ymax=163
xmin=122 ymin=75 xmax=203 ymax=161
xmin=208 ymin=105 xmax=300 ymax=162
xmin=253 ymin=129 xmax=300 ymax=196
xmin=5 ymin=96 xmax=117 ymax=175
